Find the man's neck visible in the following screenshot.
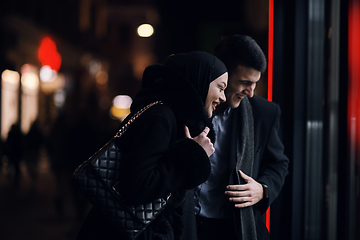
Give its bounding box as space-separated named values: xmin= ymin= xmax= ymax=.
xmin=214 ymin=102 xmax=229 ymax=115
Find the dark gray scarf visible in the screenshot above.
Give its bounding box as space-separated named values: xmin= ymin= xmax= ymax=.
xmin=234 ymin=97 xmax=257 ymax=240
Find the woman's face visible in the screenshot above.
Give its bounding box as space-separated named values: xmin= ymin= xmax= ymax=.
xmin=205 ymin=72 xmax=228 ymax=117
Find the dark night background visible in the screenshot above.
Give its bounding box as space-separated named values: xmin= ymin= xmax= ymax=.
xmin=0 ymin=1 xmax=271 ymax=239
xmin=1 ymin=1 xmax=359 ymax=240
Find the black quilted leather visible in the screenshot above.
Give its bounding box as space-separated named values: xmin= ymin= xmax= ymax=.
xmin=73 ymin=101 xmax=167 ymax=240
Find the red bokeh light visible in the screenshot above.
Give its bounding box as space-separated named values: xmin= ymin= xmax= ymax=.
xmin=38 ymin=36 xmax=62 ymax=72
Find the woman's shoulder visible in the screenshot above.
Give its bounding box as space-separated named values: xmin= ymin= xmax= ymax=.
xmin=143 ymin=102 xmax=174 ymax=117
xmin=129 ymin=102 xmax=177 ymax=126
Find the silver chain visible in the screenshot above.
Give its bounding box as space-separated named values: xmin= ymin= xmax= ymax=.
xmin=114 ymin=100 xmax=163 ymax=138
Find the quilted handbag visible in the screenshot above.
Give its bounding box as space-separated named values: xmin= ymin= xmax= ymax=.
xmin=73 ymin=100 xmax=169 ymax=240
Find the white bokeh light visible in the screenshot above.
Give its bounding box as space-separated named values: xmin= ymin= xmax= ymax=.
xmin=137 ymin=24 xmax=154 ymax=37
xmin=21 ymin=72 xmax=39 ymax=90
xmin=1 ymin=69 xmax=20 ymax=85
xmin=113 ymin=95 xmax=133 ymax=109
xmin=39 ymin=65 xmax=56 ymax=82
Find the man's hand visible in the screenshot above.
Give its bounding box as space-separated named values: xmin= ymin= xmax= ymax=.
xmin=224 ymin=170 xmax=263 ymax=208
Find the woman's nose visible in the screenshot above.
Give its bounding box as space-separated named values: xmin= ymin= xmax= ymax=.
xmin=220 ymin=92 xmax=226 ymax=102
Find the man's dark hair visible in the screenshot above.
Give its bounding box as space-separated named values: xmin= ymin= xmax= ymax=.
xmin=214 ymin=35 xmax=267 ymax=74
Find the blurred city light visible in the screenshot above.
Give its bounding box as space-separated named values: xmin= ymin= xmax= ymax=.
xmin=21 ymin=72 xmax=39 ymax=134
xmin=1 ymin=70 xmax=20 ymax=140
xmin=40 ymin=65 xmax=57 ymax=82
xmin=1 ymin=69 xmax=20 ymax=85
xmin=110 ymin=106 xmax=130 ymax=121
xmin=19 ymin=65 xmax=40 ymax=134
xmin=137 ymin=24 xmax=154 ymax=37
xmin=113 ymin=95 xmax=132 ymax=109
xmin=133 ymin=52 xmax=156 ymax=80
xmin=54 ymin=89 xmax=66 ymax=108
xmin=96 ymin=70 xmax=108 ymax=86
xmin=40 ymin=73 xmax=65 ymax=94
xmin=110 ymin=95 xmax=133 ymax=120
xmin=89 ymin=59 xmax=101 ymax=77
xmin=21 ymin=72 xmax=39 ymax=90
xmin=38 ymin=36 xmax=62 ymax=72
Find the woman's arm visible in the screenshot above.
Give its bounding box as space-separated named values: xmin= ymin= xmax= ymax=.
xmin=115 ymin=106 xmax=211 ymax=204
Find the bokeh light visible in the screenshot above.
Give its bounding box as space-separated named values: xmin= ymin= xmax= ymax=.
xmin=2 ymin=69 xmax=20 ymax=85
xmin=21 ymin=72 xmax=39 ymax=90
xmin=113 ymin=95 xmax=132 ymax=109
xmin=110 ymin=95 xmax=133 ymax=120
xmin=38 ymin=36 xmax=62 ymax=72
xmin=137 ymin=24 xmax=154 ymax=37
xmin=40 ymin=65 xmax=57 ymax=82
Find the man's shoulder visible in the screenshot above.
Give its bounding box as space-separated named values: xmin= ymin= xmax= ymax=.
xmin=248 ymin=95 xmax=278 ymax=110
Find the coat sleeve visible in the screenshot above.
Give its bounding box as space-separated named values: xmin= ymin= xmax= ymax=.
xmin=255 ymin=104 xmax=289 ymax=213
xmin=115 ymin=106 xmax=211 ymax=205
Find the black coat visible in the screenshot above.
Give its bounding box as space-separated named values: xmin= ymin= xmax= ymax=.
xmin=233 ymin=95 xmax=289 ymax=240
xmin=76 ymin=64 xmax=213 ymax=240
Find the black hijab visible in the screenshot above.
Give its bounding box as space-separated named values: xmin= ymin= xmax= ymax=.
xmin=164 ymin=51 xmax=227 ymax=103
xmin=131 ymin=51 xmax=227 ymax=142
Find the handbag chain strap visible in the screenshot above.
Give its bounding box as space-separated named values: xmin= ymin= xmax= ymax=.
xmin=114 ymin=100 xmax=163 ymax=138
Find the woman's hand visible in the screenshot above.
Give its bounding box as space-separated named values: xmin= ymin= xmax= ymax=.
xmin=184 ymin=126 xmax=215 ymax=157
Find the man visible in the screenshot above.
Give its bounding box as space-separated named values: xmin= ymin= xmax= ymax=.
xmin=195 ymin=35 xmax=289 ymax=240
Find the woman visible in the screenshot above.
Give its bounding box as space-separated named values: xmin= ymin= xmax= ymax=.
xmin=76 ymin=51 xmax=228 ymax=240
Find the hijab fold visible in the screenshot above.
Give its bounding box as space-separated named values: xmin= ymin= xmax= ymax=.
xmin=164 ymin=51 xmax=227 ymax=103
xmin=131 ymin=51 xmax=227 ymax=142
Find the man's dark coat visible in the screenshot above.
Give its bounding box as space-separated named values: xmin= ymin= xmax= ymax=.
xmin=232 ymin=95 xmax=289 ymax=240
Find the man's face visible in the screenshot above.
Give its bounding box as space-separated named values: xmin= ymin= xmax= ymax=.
xmin=225 ymin=65 xmax=261 ymax=108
